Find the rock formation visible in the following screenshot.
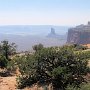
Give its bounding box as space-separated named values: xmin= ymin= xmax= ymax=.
xmin=67 ymin=22 xmax=90 ymax=44
xmin=47 ymin=28 xmax=60 ymax=38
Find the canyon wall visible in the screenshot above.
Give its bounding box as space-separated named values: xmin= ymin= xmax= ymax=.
xmin=67 ymin=22 xmax=90 ymax=44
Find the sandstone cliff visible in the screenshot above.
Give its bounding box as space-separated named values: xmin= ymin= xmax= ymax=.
xmin=67 ymin=22 xmax=90 ymax=44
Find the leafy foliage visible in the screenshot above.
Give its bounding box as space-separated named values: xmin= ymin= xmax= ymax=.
xmin=0 ymin=40 xmax=17 ymax=69
xmin=17 ymin=46 xmax=90 ymax=89
xmin=0 ymin=55 xmax=8 ymax=68
xmin=0 ymin=40 xmax=16 ymax=60
xmin=33 ymin=43 xmax=44 ymax=52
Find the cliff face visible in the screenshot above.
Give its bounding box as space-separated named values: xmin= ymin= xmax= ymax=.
xmin=67 ymin=22 xmax=90 ymax=44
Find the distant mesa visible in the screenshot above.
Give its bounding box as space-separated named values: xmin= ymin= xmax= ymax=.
xmin=67 ymin=21 xmax=90 ymax=44
xmin=47 ymin=28 xmax=60 ymax=38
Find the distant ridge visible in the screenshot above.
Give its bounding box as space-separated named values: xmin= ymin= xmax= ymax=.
xmin=0 ymin=25 xmax=68 ymax=36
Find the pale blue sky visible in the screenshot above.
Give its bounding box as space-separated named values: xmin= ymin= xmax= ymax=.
xmin=0 ymin=0 xmax=90 ymax=26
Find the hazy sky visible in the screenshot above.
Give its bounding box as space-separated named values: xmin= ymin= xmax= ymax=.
xmin=0 ymin=0 xmax=90 ymax=26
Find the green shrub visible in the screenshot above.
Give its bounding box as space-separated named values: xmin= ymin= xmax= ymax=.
xmin=67 ymin=83 xmax=90 ymax=90
xmin=17 ymin=46 xmax=90 ymax=90
xmin=0 ymin=55 xmax=8 ymax=68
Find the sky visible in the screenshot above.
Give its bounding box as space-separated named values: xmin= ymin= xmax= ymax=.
xmin=0 ymin=0 xmax=90 ymax=26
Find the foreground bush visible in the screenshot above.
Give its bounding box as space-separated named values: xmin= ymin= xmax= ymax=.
xmin=67 ymin=83 xmax=90 ymax=90
xmin=0 ymin=55 xmax=8 ymax=68
xmin=17 ymin=46 xmax=90 ymax=90
xmin=0 ymin=40 xmax=17 ymax=69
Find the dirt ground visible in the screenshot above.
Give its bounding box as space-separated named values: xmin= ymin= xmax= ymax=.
xmin=0 ymin=76 xmax=17 ymax=90
xmin=83 ymin=44 xmax=90 ymax=49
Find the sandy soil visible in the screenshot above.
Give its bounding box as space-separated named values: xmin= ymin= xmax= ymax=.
xmin=83 ymin=44 xmax=90 ymax=49
xmin=0 ymin=76 xmax=17 ymax=90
